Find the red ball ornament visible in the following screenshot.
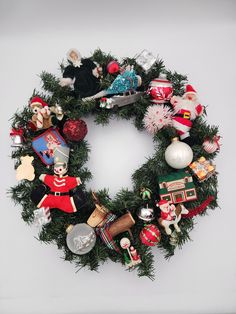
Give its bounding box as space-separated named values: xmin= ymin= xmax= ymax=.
xmin=147 ymin=74 xmax=173 ymax=104
xmin=140 ymin=224 xmax=161 ymax=246
xmin=107 ymin=61 xmax=120 ymax=74
xmin=63 ymin=119 xmax=88 ymax=142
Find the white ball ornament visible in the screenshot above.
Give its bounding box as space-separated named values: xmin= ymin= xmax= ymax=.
xmin=165 ymin=137 xmax=193 ymax=169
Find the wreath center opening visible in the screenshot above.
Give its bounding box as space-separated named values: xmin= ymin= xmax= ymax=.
xmin=84 ymin=117 xmax=155 ymax=197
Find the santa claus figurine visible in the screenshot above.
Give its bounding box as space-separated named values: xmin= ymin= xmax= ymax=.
xmin=170 ymin=85 xmax=204 ymax=144
xmin=158 ymin=199 xmax=176 ymax=221
xmin=31 ymin=146 xmax=85 ymax=214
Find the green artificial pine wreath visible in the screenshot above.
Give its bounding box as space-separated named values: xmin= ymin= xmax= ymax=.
xmin=10 ymin=49 xmax=220 ymax=280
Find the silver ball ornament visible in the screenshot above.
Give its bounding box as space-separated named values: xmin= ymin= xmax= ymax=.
xmin=137 ymin=205 xmax=155 ymax=222
xmin=165 ymin=138 xmax=193 ymax=169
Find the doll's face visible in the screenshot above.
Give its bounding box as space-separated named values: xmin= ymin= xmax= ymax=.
xmin=69 ymin=51 xmax=79 ymax=61
xmin=54 ymin=163 xmax=67 ymax=176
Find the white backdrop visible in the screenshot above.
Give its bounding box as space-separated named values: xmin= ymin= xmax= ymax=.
xmin=0 ymin=1 xmax=236 ymax=313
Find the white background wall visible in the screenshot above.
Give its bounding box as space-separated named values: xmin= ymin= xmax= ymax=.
xmin=0 ymin=0 xmax=236 ymax=313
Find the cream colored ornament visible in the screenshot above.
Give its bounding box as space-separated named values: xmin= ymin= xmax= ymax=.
xmin=16 ymin=155 xmax=35 ymax=181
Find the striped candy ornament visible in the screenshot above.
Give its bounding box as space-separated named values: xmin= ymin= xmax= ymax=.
xmin=140 ymin=224 xmax=161 ymax=246
xmin=202 ymin=136 xmax=220 ymax=154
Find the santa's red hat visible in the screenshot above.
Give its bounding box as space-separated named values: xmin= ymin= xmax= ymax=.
xmin=30 ymin=97 xmax=48 ymax=108
xmin=158 ymin=199 xmax=168 ymax=206
xmin=185 ymin=85 xmax=197 ymax=95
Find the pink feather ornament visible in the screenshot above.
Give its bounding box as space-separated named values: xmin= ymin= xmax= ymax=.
xmin=143 ymin=105 xmax=172 ymax=135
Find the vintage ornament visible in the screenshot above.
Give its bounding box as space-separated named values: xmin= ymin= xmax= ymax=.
xmin=63 ymin=119 xmax=88 ymax=142
xmin=120 ymin=237 xmax=141 ymax=268
xmin=10 ymin=128 xmax=24 ymax=147
xmin=147 ymin=74 xmax=173 ymax=104
xmin=107 ymin=60 xmax=120 ymax=74
xmin=171 ymin=85 xmax=204 ymax=142
xmin=32 ymin=128 xmax=68 ymax=166
xmin=66 ymin=223 xmax=96 ymax=255
xmin=36 ymin=146 xmax=82 ymax=214
xmin=29 ymin=97 xmax=52 ymax=130
xmin=202 ymin=136 xmax=220 ymax=154
xmin=165 ymin=137 xmax=193 ymax=169
xmin=189 ymin=156 xmax=216 ymax=181
xmin=157 ymin=200 xmax=189 ymax=235
xmin=140 ymin=187 xmax=152 ymax=201
xmin=33 ymin=207 xmax=51 ymax=227
xmin=137 ymin=205 xmax=155 ymax=222
xmin=135 ymin=49 xmax=156 ymax=72
xmin=140 ymin=224 xmax=161 ymax=246
xmin=143 ymin=104 xmax=172 ymax=135
xmin=96 ymin=211 xmax=135 ymax=253
xmin=158 ymin=171 xmax=197 ymax=204
xmin=99 ymin=92 xmax=142 ymax=109
xmin=16 ymin=155 xmax=35 ymax=181
xmin=87 ymin=192 xmax=110 ymax=228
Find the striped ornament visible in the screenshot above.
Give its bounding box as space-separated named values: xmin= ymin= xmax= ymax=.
xmin=140 ymin=224 xmax=161 ymax=246
xmin=202 ymin=136 xmax=220 ymax=154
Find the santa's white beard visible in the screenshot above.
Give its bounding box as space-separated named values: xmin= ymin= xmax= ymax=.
xmin=173 ymin=99 xmax=198 ymax=120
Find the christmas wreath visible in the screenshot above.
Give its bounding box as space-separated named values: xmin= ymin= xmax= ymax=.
xmin=10 ymin=49 xmax=220 ymax=279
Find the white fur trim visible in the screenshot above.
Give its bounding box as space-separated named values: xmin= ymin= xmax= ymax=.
xmin=66 ymin=48 xmax=81 ymax=63
xmin=172 ymin=119 xmax=191 ymax=134
xmin=59 ymin=77 xmax=73 ymax=87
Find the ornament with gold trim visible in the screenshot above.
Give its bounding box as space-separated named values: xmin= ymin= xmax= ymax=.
xmin=189 ymin=156 xmax=216 ymax=182
xmin=140 ymin=224 xmax=161 ymax=246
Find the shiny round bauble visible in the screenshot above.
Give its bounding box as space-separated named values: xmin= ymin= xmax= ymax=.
xmin=165 ymin=137 xmax=193 ymax=169
xmin=137 ymin=206 xmax=155 ymax=222
xmin=140 ymin=224 xmax=161 ymax=246
xmin=107 ymin=60 xmax=120 ymax=74
xmin=66 ymin=223 xmax=96 ymax=255
xmin=63 ymin=118 xmax=88 ymax=142
xmin=147 ymin=74 xmax=173 ymax=104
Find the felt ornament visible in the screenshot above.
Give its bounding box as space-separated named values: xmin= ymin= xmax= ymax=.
xmin=170 ymin=85 xmax=204 ymax=142
xmin=157 ymin=200 xmax=189 ymax=235
xmin=32 ymin=146 xmax=83 ymax=214
xmin=16 ymin=155 xmax=35 ymax=181
xmin=143 ymin=104 xmax=172 ymax=134
xmin=60 ymin=48 xmax=102 ymax=98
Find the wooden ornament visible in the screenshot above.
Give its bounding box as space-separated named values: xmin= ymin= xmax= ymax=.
xmin=16 ymin=155 xmax=35 ymax=181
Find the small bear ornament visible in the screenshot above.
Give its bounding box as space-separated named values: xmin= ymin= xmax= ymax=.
xmin=16 ymin=155 xmax=35 ymax=181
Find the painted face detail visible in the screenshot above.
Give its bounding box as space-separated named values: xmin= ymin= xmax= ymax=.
xmin=54 ymin=163 xmax=67 ymax=175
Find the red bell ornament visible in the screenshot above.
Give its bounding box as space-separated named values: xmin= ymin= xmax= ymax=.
xmin=147 ymin=74 xmax=173 ymax=104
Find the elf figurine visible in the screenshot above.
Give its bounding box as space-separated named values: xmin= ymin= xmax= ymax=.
xmin=170 ymin=85 xmax=204 ymax=144
xmin=36 ymin=146 xmax=82 ymax=213
xmin=59 ymin=48 xmax=102 ymax=98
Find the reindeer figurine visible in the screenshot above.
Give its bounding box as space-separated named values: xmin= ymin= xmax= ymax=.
xmin=157 ymin=200 xmax=189 ymax=235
